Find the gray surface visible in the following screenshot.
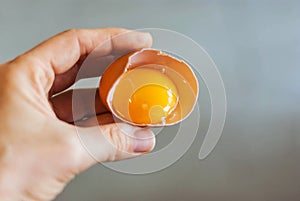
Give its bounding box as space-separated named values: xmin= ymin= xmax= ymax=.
xmin=1 ymin=0 xmax=300 ymax=200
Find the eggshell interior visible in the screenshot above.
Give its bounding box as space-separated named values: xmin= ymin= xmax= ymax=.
xmin=99 ymin=48 xmax=198 ymax=126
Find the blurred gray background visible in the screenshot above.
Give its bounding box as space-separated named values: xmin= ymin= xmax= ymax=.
xmin=1 ymin=0 xmax=300 ymax=200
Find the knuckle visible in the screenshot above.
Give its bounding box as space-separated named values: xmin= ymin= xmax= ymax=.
xmin=104 ymin=125 xmax=132 ymax=161
xmin=62 ymin=28 xmax=80 ymax=38
xmin=64 ymin=28 xmax=78 ymax=34
xmin=9 ymin=53 xmax=55 ymax=92
xmin=110 ymin=126 xmax=128 ymax=151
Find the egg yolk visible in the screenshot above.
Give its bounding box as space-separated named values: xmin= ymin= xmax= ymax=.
xmin=129 ymin=84 xmax=178 ymax=124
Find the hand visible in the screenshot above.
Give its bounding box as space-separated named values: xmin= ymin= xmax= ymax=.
xmin=0 ymin=28 xmax=155 ymax=201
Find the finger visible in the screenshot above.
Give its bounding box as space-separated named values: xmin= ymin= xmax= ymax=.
xmin=50 ymin=55 xmax=115 ymax=96
xmin=74 ymin=54 xmax=121 ymax=80
xmin=51 ymin=88 xmax=107 ymax=122
xmin=15 ymin=28 xmax=152 ymax=94
xmin=73 ymin=123 xmax=156 ymax=170
xmin=23 ymin=28 xmax=152 ymax=74
xmin=75 ymin=113 xmax=114 ymax=127
xmin=49 ymin=59 xmax=81 ymax=97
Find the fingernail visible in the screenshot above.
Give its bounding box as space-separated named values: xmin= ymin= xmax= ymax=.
xmin=140 ymin=32 xmax=151 ymax=38
xmin=134 ymin=129 xmax=155 ymax=153
xmin=137 ymin=32 xmax=152 ymax=46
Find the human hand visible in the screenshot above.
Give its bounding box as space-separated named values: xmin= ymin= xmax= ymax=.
xmin=0 ymin=28 xmax=155 ymax=201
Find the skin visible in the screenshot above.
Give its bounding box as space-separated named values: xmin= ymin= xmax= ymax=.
xmin=0 ymin=28 xmax=156 ymax=201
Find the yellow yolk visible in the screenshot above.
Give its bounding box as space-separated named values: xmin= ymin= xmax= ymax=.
xmin=129 ymin=84 xmax=178 ymax=124
xmin=110 ymin=67 xmax=180 ymax=125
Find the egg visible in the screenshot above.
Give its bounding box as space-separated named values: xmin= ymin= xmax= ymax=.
xmin=99 ymin=48 xmax=198 ymax=126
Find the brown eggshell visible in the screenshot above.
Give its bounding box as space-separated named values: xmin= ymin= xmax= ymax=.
xmin=99 ymin=48 xmax=198 ymax=126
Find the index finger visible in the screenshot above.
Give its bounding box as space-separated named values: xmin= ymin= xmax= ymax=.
xmin=22 ymin=28 xmax=152 ymax=75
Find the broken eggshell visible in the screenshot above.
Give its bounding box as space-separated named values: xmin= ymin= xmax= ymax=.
xmin=99 ymin=48 xmax=199 ymax=127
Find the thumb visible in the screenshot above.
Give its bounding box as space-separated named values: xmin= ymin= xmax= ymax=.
xmin=74 ymin=123 xmax=156 ymax=170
